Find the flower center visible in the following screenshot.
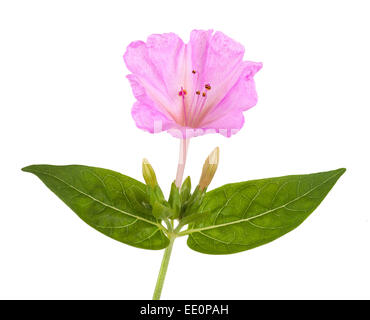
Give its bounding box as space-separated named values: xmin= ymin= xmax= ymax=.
xmin=178 ymin=70 xmax=212 ymax=127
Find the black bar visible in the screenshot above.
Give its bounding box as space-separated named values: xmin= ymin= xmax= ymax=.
xmin=0 ymin=300 xmax=367 ymax=319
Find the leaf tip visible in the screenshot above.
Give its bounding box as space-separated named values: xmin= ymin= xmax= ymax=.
xmin=337 ymin=167 xmax=346 ymax=176
xmin=21 ymin=165 xmax=34 ymax=173
xmin=22 ymin=164 xmax=45 ymax=174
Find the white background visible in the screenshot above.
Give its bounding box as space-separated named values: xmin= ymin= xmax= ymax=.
xmin=1 ymin=0 xmax=369 ymax=300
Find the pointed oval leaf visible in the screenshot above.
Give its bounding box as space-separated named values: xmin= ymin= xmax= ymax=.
xmin=186 ymin=168 xmax=345 ymax=254
xmin=22 ymin=164 xmax=169 ymax=250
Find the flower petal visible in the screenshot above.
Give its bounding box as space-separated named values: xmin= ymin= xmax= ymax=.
xmin=201 ymin=111 xmax=245 ymax=137
xmin=124 ymin=30 xmax=262 ymax=138
xmin=166 ymin=112 xmax=245 ymax=138
xmin=126 ymin=74 xmax=154 ymax=107
xmin=131 ymin=101 xmax=175 ymax=134
xmin=188 ymin=30 xmax=246 ymax=120
xmin=188 ymin=29 xmax=213 ymax=78
xmin=124 ymin=41 xmax=178 ymax=121
xmin=146 ymin=34 xmax=186 ymax=93
xmin=199 ymin=61 xmax=262 ymax=126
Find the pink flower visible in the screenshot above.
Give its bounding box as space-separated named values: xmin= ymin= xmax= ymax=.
xmin=124 ymin=30 xmax=262 ymax=138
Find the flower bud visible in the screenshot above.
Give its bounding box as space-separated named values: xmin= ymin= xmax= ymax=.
xmin=142 ymin=158 xmax=158 ymax=188
xmin=198 ymin=147 xmax=220 ymax=191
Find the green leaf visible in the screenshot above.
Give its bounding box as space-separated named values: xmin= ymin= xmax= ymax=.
xmin=185 ymin=168 xmax=345 ymax=255
xmin=22 ymin=164 xmax=170 ymax=250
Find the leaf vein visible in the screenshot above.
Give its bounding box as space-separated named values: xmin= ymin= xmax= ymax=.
xmin=32 ymin=169 xmax=166 ymax=232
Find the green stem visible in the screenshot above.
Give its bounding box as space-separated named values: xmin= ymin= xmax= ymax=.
xmin=152 ymin=138 xmax=189 ymax=299
xmin=152 ymin=237 xmax=175 ymax=300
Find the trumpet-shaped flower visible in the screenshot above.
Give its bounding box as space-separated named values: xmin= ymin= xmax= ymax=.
xmin=124 ymin=30 xmax=262 ymax=138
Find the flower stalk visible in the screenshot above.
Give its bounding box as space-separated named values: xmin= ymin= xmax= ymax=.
xmin=152 ymin=146 xmax=220 ymax=299
xmin=175 ymin=138 xmax=190 ymax=188
xmin=152 ymin=139 xmax=190 ymax=300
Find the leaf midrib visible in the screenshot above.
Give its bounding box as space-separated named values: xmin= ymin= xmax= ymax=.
xmin=180 ymin=170 xmax=342 ymax=236
xmin=32 ymin=169 xmax=166 ymax=232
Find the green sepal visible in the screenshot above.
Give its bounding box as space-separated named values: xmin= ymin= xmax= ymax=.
xmin=181 ymin=186 xmax=206 ymax=219
xmin=147 ymin=185 xmax=165 ymax=207
xmin=168 ymin=181 xmax=181 ymax=219
xmin=152 ymin=201 xmax=174 ymax=220
xmin=180 ymin=176 xmax=191 ymax=203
